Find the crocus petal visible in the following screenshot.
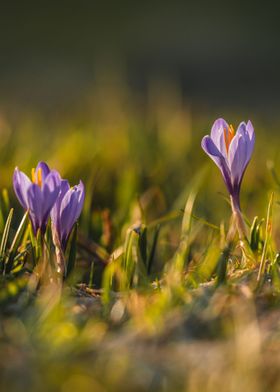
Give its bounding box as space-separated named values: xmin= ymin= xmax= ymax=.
xmin=43 ymin=170 xmax=61 ymax=193
xmin=72 ymin=181 xmax=85 ymax=223
xmin=235 ymin=121 xmax=247 ymax=137
xmin=41 ymin=171 xmax=61 ymax=225
xmin=59 ymin=182 xmax=85 ymax=248
xmin=36 ymin=161 xmax=50 ymax=181
xmin=51 ymin=179 xmax=70 ymax=233
xmin=202 ymin=135 xmax=223 ymax=158
xmin=27 ymin=184 xmax=43 ymax=233
xmin=210 ymin=118 xmax=229 ymax=157
xmin=228 ymin=133 xmax=248 ymax=185
xmin=201 ymin=135 xmax=232 ymax=193
xmin=59 ymin=191 xmax=79 ymax=246
xmin=245 ymin=121 xmax=255 ymax=162
xmin=13 ymin=168 xmax=32 ymax=210
xmin=235 ymin=121 xmax=255 ymax=168
xmin=60 ymin=179 xmax=71 ymax=197
xmin=246 ymin=120 xmax=254 ymax=139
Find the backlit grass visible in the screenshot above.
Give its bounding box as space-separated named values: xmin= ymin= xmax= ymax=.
xmin=0 ymin=82 xmax=280 ymax=391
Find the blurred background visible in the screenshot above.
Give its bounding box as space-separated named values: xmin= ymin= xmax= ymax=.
xmin=1 ymin=1 xmax=280 ymax=115
xmin=0 ymin=1 xmax=279 ymax=228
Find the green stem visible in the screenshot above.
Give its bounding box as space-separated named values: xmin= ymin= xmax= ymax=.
xmin=230 ymin=195 xmax=247 ymax=241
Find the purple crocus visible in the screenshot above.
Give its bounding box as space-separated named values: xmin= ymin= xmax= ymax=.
xmin=51 ymin=180 xmax=85 ymax=251
xmin=13 ymin=161 xmax=61 ymax=234
xmin=201 ymin=118 xmax=255 ymax=211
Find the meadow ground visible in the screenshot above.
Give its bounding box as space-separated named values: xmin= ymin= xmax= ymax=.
xmin=1 ymin=83 xmax=280 ymax=391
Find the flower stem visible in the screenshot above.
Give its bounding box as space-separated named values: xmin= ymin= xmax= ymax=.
xmin=52 ymin=223 xmax=66 ymax=278
xmin=230 ymin=195 xmax=247 ymax=240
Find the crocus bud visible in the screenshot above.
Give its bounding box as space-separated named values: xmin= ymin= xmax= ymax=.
xmin=51 ymin=180 xmax=85 ymax=251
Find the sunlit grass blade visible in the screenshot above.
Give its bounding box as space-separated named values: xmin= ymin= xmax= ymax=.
xmin=36 ymin=229 xmax=42 ymax=260
xmin=122 ymin=227 xmax=140 ymax=287
xmin=5 ymin=211 xmax=29 ymax=274
xmin=250 ymin=216 xmax=264 ymax=253
xmin=147 ymin=224 xmax=160 ymax=275
xmin=171 ymin=168 xmax=206 ymax=274
xmin=257 ymin=192 xmax=274 ymax=283
xmin=191 ymin=213 xmax=220 ymax=231
xmin=249 ymin=216 xmax=258 ymax=250
xmin=138 ymin=225 xmax=147 ymax=266
xmin=216 ymin=243 xmax=233 ymax=286
xmin=173 ymin=183 xmax=201 ymax=271
xmin=196 ymin=241 xmax=221 ymax=283
xmin=0 ymin=206 xmax=5 ymax=234
xmin=0 ymin=208 xmax=13 ymax=273
xmin=28 ymin=223 xmax=37 ymax=267
xmin=88 ymin=260 xmax=95 ymax=288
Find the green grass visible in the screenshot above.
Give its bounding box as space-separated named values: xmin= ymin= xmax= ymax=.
xmin=1 ymin=83 xmax=280 ymax=391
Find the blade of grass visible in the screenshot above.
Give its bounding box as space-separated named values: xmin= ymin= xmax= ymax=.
xmin=0 ymin=208 xmax=13 ymax=273
xmin=216 ymin=244 xmax=233 ymax=286
xmin=5 ymin=211 xmax=29 ymax=274
xmin=147 ymin=224 xmax=160 ymax=275
xmin=88 ymin=260 xmax=95 ymax=288
xmin=257 ymin=192 xmax=274 ymax=282
xmin=139 ymin=225 xmax=147 ymax=266
xmin=173 ymin=186 xmax=199 ymax=271
xmin=172 ymin=168 xmax=206 ymax=272
xmin=122 ymin=228 xmax=139 ymax=287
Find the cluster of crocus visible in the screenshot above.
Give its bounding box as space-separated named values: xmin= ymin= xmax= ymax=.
xmin=13 ymin=161 xmax=85 ymax=251
xmin=201 ymin=118 xmax=255 ymax=238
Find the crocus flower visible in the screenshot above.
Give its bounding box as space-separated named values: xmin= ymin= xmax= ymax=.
xmin=13 ymin=162 xmax=61 ymax=234
xmin=51 ymin=180 xmax=85 ymax=251
xmin=201 ymin=118 xmax=255 ymax=211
